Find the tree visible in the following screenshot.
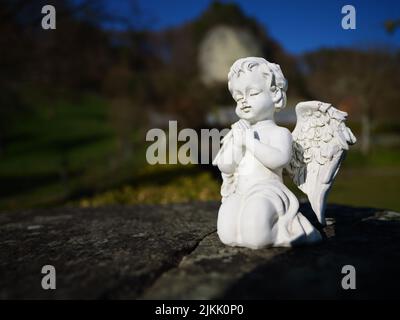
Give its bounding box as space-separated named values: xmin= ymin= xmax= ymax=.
xmin=303 ymin=49 xmax=400 ymax=154
xmin=385 ymin=19 xmax=400 ymax=34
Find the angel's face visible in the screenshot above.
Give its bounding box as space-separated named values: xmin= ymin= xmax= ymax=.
xmin=230 ymin=69 xmax=275 ymax=124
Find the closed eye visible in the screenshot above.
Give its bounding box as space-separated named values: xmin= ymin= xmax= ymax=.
xmin=250 ymin=90 xmax=261 ymax=96
xmin=235 ymin=95 xmax=244 ymax=102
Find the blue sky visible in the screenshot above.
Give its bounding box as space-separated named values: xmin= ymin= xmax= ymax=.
xmin=105 ymin=0 xmax=400 ymax=54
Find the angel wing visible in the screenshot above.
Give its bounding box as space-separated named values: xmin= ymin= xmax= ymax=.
xmin=286 ymin=101 xmax=357 ymax=225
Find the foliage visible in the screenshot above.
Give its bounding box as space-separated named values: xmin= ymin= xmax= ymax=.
xmin=79 ymin=169 xmax=220 ymax=207
xmin=303 ymin=48 xmax=400 ymax=121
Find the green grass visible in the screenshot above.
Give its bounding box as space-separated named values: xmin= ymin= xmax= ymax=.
xmin=77 ymin=160 xmax=400 ymax=212
xmin=327 ymin=167 xmax=400 ymax=211
xmin=285 ymin=166 xmax=400 ymax=212
xmin=283 ymin=148 xmax=400 ymax=211
xmin=78 ymin=165 xmax=221 ymax=207
xmin=1 ymin=96 xmax=400 ymax=214
xmin=0 ymin=94 xmax=138 ymax=211
xmin=1 ymin=95 xmax=113 ymax=174
xmin=77 ymin=147 xmax=400 ymax=212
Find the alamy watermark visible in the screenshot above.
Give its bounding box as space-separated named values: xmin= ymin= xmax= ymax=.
xmin=146 ymin=121 xmax=230 ymax=165
xmin=145 ymin=120 xmax=260 ymax=171
xmin=41 ymin=265 xmax=56 ymax=290
xmin=341 ymin=265 xmax=356 ymax=290
xmin=41 ymin=5 xmax=56 ymax=30
xmin=341 ymin=5 xmax=356 ymax=30
xmin=40 ymin=5 xmax=355 ymax=31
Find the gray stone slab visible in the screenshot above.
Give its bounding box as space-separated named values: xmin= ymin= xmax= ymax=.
xmin=0 ymin=202 xmax=217 ymax=299
xmin=1 ymin=202 xmax=399 ymax=299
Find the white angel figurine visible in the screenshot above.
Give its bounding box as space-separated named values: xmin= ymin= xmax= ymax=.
xmin=213 ymin=57 xmax=356 ymax=249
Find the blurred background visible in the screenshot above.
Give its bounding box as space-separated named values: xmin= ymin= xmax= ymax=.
xmin=0 ymin=0 xmax=400 ymax=212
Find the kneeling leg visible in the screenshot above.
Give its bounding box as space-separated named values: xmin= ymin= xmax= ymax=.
xmin=239 ymin=197 xmax=278 ymax=249
xmin=217 ymin=194 xmax=241 ymax=246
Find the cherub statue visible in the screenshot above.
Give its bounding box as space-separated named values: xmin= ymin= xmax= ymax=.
xmin=213 ymin=57 xmax=356 ymax=249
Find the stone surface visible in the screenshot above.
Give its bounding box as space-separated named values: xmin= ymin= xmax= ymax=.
xmin=0 ymin=202 xmax=217 ymax=299
xmin=1 ymin=202 xmax=400 ymax=299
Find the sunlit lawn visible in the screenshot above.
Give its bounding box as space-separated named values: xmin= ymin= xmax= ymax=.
xmin=283 ymin=166 xmax=400 ymax=212
xmin=327 ymin=167 xmax=400 ymax=211
xmin=328 ymin=148 xmax=400 ymax=211
xmin=78 ymin=164 xmax=400 ymax=212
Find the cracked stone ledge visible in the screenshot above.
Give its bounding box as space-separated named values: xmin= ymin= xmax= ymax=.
xmin=1 ymin=203 xmax=399 ymax=299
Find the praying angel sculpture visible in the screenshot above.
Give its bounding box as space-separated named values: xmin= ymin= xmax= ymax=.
xmin=213 ymin=57 xmax=356 ymax=249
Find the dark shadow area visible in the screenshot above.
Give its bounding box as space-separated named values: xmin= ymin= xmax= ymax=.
xmin=7 ymin=134 xmax=111 ymax=156
xmin=220 ymin=204 xmax=400 ymax=299
xmin=0 ymin=133 xmax=110 ymax=199
xmin=0 ymin=172 xmax=77 ymax=197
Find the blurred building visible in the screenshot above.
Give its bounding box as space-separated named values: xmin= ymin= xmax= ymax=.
xmin=199 ymin=25 xmax=262 ymax=85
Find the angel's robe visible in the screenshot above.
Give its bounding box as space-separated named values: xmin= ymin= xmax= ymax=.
xmin=220 ymin=139 xmax=321 ymax=247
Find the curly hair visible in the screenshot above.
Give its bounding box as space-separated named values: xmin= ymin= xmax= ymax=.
xmin=227 ymin=57 xmax=288 ymax=111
